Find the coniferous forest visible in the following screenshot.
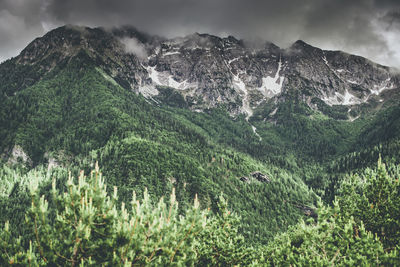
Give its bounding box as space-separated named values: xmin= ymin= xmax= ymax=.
xmin=1 ymin=26 xmax=400 ymax=265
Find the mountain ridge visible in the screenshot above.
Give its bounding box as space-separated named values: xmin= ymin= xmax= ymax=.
xmin=3 ymin=24 xmax=400 ymax=251
xmin=8 ymin=25 xmax=399 ymax=122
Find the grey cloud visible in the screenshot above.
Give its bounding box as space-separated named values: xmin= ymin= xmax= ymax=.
xmin=373 ymin=0 xmax=400 ymax=9
xmin=0 ymin=0 xmax=399 ymax=68
xmin=380 ymin=11 xmax=400 ymax=30
xmin=119 ymin=37 xmax=148 ymax=60
xmin=297 ymin=1 xmax=393 ymax=63
xmin=0 ymin=0 xmax=50 ymax=62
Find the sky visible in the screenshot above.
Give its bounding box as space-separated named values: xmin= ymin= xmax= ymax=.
xmin=0 ymin=0 xmax=399 ymax=68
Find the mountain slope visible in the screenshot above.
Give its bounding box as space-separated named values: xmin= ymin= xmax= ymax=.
xmin=9 ymin=25 xmax=399 ymax=117
xmin=1 ymin=25 xmax=400 ymax=245
xmin=0 ymin=44 xmax=317 ymax=244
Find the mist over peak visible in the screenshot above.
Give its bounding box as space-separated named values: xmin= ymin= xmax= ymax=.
xmin=0 ymin=0 xmax=399 ymax=67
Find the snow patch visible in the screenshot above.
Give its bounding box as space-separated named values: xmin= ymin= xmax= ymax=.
xmin=322 ymin=56 xmax=328 ymax=65
xmin=323 ymin=77 xmax=394 ymax=106
xmin=233 ymin=74 xmax=246 ymax=92
xmin=371 ymin=78 xmax=393 ymax=95
xmin=138 ymin=85 xmax=159 ymax=98
xmin=228 ymin=57 xmax=240 ymax=64
xmin=163 ymin=51 xmax=181 ymax=56
xmin=168 ymin=76 xmax=184 ymax=88
xmin=258 ymin=57 xmax=284 ymax=97
xmin=251 ymin=125 xmax=262 ymax=141
xmin=224 ymin=58 xmax=253 ymax=119
xmin=348 ymin=115 xmax=360 ymax=122
xmin=232 ymin=74 xmax=253 ymax=120
xmin=145 ymin=65 xmax=197 ymax=90
xmin=323 ymin=90 xmax=361 ymax=106
xmin=343 ymin=90 xmax=359 ymax=105
xmin=147 ymin=66 xmax=163 ymax=85
xmin=347 ymin=80 xmax=359 ymax=85
xmin=362 ymin=78 xmax=395 ymax=102
xmin=270 ymin=107 xmax=278 ymax=116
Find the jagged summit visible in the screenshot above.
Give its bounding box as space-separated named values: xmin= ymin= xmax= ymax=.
xmin=6 ymin=25 xmax=400 ymax=120
xmin=292 ymin=39 xmax=312 ymax=47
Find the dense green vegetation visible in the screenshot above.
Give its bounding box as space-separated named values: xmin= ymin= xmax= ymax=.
xmin=1 ymin=47 xmax=400 ymax=265
xmin=265 ymin=160 xmax=400 ymax=265
xmin=0 ymin=52 xmax=320 ymax=245
xmin=1 ymin=161 xmax=399 ymax=265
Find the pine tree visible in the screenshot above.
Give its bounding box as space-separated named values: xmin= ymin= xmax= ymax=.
xmin=264 ymin=201 xmax=398 ymax=266
xmin=2 ymin=163 xmax=208 ymax=265
xmin=338 ymin=158 xmax=400 ymax=249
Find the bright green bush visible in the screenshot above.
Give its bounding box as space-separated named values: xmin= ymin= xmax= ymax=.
xmin=264 ymin=160 xmax=400 ymax=266
xmin=1 ymin=164 xmax=208 ymax=265
xmin=2 ymin=161 xmax=400 ymax=266
xmin=0 ymin=164 xmax=260 ymax=266
xmin=195 ymin=195 xmax=261 ymax=266
xmin=338 ymin=158 xmax=400 ymax=249
xmin=264 ymin=202 xmax=398 ymax=266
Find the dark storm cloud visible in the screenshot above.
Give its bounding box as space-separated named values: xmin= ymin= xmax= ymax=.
xmin=381 ymin=11 xmax=400 ymax=30
xmin=0 ymin=0 xmax=48 ymax=62
xmin=0 ymin=0 xmax=399 ymax=68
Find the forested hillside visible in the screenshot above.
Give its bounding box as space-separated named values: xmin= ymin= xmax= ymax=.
xmin=1 ymin=25 xmax=400 ymax=265
xmin=0 ymin=50 xmax=318 ymax=245
xmin=1 ymin=160 xmax=399 ymax=265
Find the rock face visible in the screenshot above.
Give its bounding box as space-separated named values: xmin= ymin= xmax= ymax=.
xmin=47 ymin=157 xmax=60 ymax=171
xmin=250 ymin=171 xmax=271 ymax=183
xmin=239 ymin=171 xmax=271 ymax=183
xmin=7 ymin=145 xmax=33 ymax=167
xmin=291 ymin=202 xmax=318 ymax=219
xmin=240 ymin=176 xmax=250 ymax=183
xmin=16 ymin=25 xmax=400 ymax=119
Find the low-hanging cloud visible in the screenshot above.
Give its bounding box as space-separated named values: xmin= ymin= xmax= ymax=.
xmin=119 ymin=37 xmax=148 ymax=60
xmin=0 ymin=0 xmax=399 ymax=68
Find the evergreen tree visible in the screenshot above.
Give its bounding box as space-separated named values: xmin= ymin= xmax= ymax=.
xmin=338 ymin=158 xmax=400 ymax=250
xmin=264 ymin=201 xmax=398 ymax=266
xmin=2 ymin=164 xmax=207 ymax=266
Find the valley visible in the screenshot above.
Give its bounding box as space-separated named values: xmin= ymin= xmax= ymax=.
xmin=1 ymin=25 xmax=400 ymax=265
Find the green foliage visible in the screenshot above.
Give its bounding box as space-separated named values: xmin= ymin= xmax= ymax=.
xmin=0 ymin=221 xmax=31 ymax=266
xmin=0 ymin=52 xmax=317 ymax=244
xmin=261 ymin=160 xmax=400 ymax=265
xmin=338 ymin=159 xmax=400 ymax=249
xmin=3 ymin=44 xmax=400 ymax=265
xmin=195 ymin=195 xmax=260 ymax=266
xmin=358 ymin=105 xmax=400 ymax=147
xmin=3 ymin=165 xmax=208 ymax=265
xmin=264 ymin=202 xmax=398 ymax=266
xmin=91 ymin=132 xmax=317 ymax=243
xmin=2 ymin=162 xmax=400 ymax=266
xmin=0 ymin=164 xmax=267 ymax=266
xmin=311 ymin=97 xmax=349 ymax=120
xmin=0 ymin=49 xmax=382 ymax=247
xmin=155 ymin=86 xmax=188 ymax=108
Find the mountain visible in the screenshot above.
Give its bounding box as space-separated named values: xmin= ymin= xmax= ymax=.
xmin=11 ymin=26 xmax=399 ymax=116
xmin=1 ymin=25 xmax=400 ymax=248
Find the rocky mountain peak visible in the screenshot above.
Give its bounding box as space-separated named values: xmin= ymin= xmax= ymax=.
xmin=287 ymin=40 xmax=325 ymax=59
xmin=11 ymin=25 xmax=400 ymax=120
xmin=292 ymin=39 xmax=313 ymax=48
